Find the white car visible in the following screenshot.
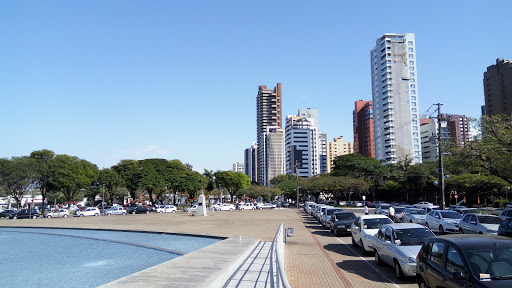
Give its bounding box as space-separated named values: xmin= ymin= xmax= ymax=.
xmin=105 ymin=207 xmax=127 ymax=215
xmin=239 ymin=203 xmax=255 ymax=210
xmin=256 ymin=203 xmax=275 ymax=210
xmin=351 ymin=214 xmax=393 ymax=254
xmin=400 ymin=208 xmax=427 ymax=225
xmin=45 ymin=209 xmax=69 ymax=218
xmin=424 ymin=210 xmax=462 ymax=234
xmin=156 ymin=205 xmax=177 ymax=213
xmin=414 ymin=201 xmax=436 ymax=209
xmin=75 ymin=207 xmax=100 ymax=217
xmin=217 ymin=203 xmax=235 ymax=211
xmin=458 ymin=214 xmax=502 ymax=234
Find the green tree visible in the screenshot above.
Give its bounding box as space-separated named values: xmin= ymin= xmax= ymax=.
xmin=139 ymin=159 xmax=169 ymax=205
xmin=445 ymin=173 xmax=508 ymax=207
xmin=112 ymin=160 xmax=141 ymax=200
xmin=0 ymin=157 xmax=37 ymax=209
xmin=98 ymin=168 xmax=123 ymax=204
xmin=29 ymin=149 xmax=55 ymax=213
xmin=270 ymin=174 xmax=301 ymax=200
xmin=214 ymin=171 xmax=250 ymax=201
xmin=48 ymin=154 xmax=99 ymax=203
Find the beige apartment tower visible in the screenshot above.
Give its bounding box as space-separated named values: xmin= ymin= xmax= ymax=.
xmin=327 ymin=136 xmax=353 ymax=173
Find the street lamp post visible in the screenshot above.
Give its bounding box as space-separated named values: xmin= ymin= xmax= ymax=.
xmin=295 ymin=161 xmax=300 ymax=209
xmin=102 ymin=184 xmax=105 ymax=216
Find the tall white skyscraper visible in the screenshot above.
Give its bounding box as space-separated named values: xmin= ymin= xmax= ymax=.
xmin=285 ymin=115 xmax=321 ymax=177
xmin=370 ymin=33 xmax=422 ymax=164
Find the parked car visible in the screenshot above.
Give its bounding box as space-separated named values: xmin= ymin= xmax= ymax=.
xmin=320 ymin=207 xmax=343 ymax=228
xmin=458 ymin=214 xmax=502 ymax=234
xmin=425 ymin=210 xmax=462 ymax=234
xmin=498 ymin=208 xmax=512 ymax=221
xmin=256 ymin=203 xmax=275 ymax=210
xmin=329 ymin=211 xmax=356 ymax=236
xmin=217 ymin=203 xmax=235 ymax=211
xmin=392 ymin=206 xmax=407 ymax=222
xmin=44 ymin=209 xmax=70 ymax=218
xmin=9 ymin=208 xmax=40 ymax=219
xmin=452 ymin=208 xmax=481 ymax=216
xmin=106 ymin=206 xmax=127 ymax=215
xmin=375 ymin=204 xmax=390 ymax=215
xmin=75 ymin=207 xmax=100 ymax=217
xmin=238 ymin=203 xmax=256 ymax=210
xmin=372 ymin=223 xmax=435 ymax=280
xmin=0 ymin=209 xmax=16 ymax=218
xmin=448 ymin=205 xmax=467 ymax=210
xmin=498 ymin=217 xmax=512 ymax=238
xmin=422 ymin=206 xmax=440 ymax=214
xmin=318 ymin=206 xmax=333 ymax=224
xmin=416 ymin=235 xmax=512 ymax=288
xmin=401 ymin=208 xmax=427 ymax=225
xmin=414 ymin=201 xmax=435 ymax=209
xmin=183 ymin=205 xmax=197 ymax=212
xmin=156 ymin=205 xmax=177 ymax=213
xmin=351 ymin=214 xmax=393 ymax=254
xmin=126 ymin=206 xmax=149 ymax=215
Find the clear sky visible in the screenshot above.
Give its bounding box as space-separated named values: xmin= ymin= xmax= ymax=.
xmin=1 ymin=0 xmax=511 ymax=173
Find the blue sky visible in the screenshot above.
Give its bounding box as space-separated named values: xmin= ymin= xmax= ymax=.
xmin=1 ymin=0 xmax=511 ymax=173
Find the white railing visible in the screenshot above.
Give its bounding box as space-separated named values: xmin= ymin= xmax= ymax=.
xmin=270 ymin=223 xmax=291 ymax=288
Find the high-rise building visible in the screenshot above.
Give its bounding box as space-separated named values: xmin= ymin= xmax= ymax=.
xmin=371 ymin=33 xmax=422 ymax=164
xmin=256 ymin=83 xmax=282 ymax=185
xmin=244 ymin=142 xmax=258 ymax=183
xmin=261 ymin=127 xmax=285 ymax=186
xmin=319 ymin=133 xmax=328 ymax=174
xmin=483 ymin=58 xmax=512 ymax=116
xmin=441 ymin=114 xmax=471 ymax=147
xmin=298 ymin=108 xmax=319 ymax=128
xmin=327 ymin=136 xmax=353 ymax=173
xmin=285 ymin=115 xmax=320 ymax=177
xmin=232 ymin=162 xmax=244 ymax=173
xmin=420 ymin=118 xmax=437 ymax=162
xmin=353 ymin=100 xmax=375 ymax=158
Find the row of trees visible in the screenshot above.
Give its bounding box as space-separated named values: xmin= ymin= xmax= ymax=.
xmin=2 ymin=115 xmax=511 ymax=210
xmin=0 ymin=151 xmax=255 ymax=212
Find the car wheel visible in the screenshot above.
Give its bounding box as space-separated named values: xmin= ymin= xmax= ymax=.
xmin=13 ymin=216 xmax=17 ymax=219
xmin=394 ymin=261 xmax=405 ymax=280
xmin=95 ymin=213 xmax=99 ymax=216
xmin=63 ymin=215 xmax=68 ymax=218
xmin=146 ymin=211 xmax=149 ymax=214
xmin=417 ymin=277 xmax=428 ymax=288
xmin=230 ymin=208 xmax=233 ymax=211
xmin=80 ymin=214 xmax=84 ymax=217
xmin=439 ymin=225 xmax=445 ymax=235
xmin=33 ymin=215 xmax=37 ymax=219
xmin=172 ymin=210 xmax=176 ymax=213
xmin=122 ymin=212 xmax=126 ymax=215
xmin=352 ymin=236 xmax=357 ymax=247
xmin=375 ymin=251 xmax=383 ymax=266
xmin=459 ymin=228 xmax=464 ymax=234
xmin=132 ymin=211 xmax=136 ymax=215
xmin=47 ymin=215 xmax=52 ymax=218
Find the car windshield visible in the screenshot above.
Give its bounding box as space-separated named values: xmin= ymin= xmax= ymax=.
xmin=335 ymin=213 xmax=356 ymax=221
xmin=394 ymin=207 xmax=405 ymax=213
xmin=362 ymin=218 xmax=393 ymax=229
xmin=477 ymin=216 xmax=502 ymax=224
xmin=326 ymin=209 xmax=341 ymax=216
xmin=380 ymin=205 xmax=390 ymax=209
xmin=461 ymin=209 xmax=479 ymax=214
xmin=393 ymin=228 xmax=434 ymax=245
xmin=465 ymin=247 xmax=512 ymax=279
xmin=410 ymin=209 xmax=426 ymax=215
xmin=440 ymin=211 xmax=462 ymax=219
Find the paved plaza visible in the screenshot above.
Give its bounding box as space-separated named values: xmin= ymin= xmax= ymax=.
xmin=0 ymin=208 xmax=418 ymax=288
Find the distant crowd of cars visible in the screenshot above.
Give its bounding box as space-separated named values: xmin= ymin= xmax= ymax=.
xmin=0 ymin=200 xmax=290 ymax=220
xmin=304 ymin=201 xmax=512 ymax=287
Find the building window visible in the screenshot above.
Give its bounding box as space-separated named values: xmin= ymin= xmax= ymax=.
xmin=411 ymin=90 xmax=416 ymax=95
xmin=408 ymin=41 xmax=413 ymax=46
xmin=412 ymin=114 xmax=418 ymax=119
xmin=410 ymin=78 xmax=415 ymax=83
xmin=412 ymin=102 xmax=417 ymax=107
xmin=411 ymin=84 xmax=416 ymax=89
xmin=409 ymin=61 xmax=414 ymax=65
xmin=413 ymin=132 xmax=419 ymax=137
xmin=411 ymin=96 xmax=416 ymax=101
xmin=414 ymin=145 xmax=420 ymax=149
xmin=409 ymin=66 xmax=415 ymax=71
xmin=410 ymin=72 xmax=415 ymax=77
xmin=409 ymin=54 xmax=414 ymax=59
xmin=412 ymin=108 xmax=417 ymax=112
xmin=414 ymin=138 xmax=419 ymax=143
xmin=408 ymin=47 xmax=414 ymax=52
xmin=413 ymin=126 xmax=418 ymax=131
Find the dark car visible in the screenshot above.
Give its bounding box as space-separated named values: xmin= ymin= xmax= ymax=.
xmin=0 ymin=209 xmax=16 ymax=218
xmin=498 ymin=218 xmax=512 ymax=238
xmin=328 ymin=211 xmax=357 ymax=236
xmin=9 ymin=209 xmax=40 ymax=219
xmin=417 ymin=235 xmax=512 ymax=288
xmin=127 ymin=206 xmax=149 ymax=214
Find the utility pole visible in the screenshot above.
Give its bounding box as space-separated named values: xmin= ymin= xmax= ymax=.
xmin=436 ymin=103 xmax=446 ymax=210
xmin=295 ymin=160 xmax=300 ymax=209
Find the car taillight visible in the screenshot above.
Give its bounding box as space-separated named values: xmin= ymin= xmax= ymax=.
xmin=416 ymin=250 xmax=420 ymax=262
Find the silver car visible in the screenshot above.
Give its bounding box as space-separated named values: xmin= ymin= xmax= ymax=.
xmin=401 ymin=208 xmax=427 ymax=225
xmin=320 ymin=208 xmax=343 ymax=227
xmin=375 ymin=204 xmax=390 ymax=215
xmin=425 ymin=210 xmax=462 ymax=234
xmin=458 ymin=214 xmax=502 ymax=234
xmin=372 ymin=223 xmax=435 ymax=279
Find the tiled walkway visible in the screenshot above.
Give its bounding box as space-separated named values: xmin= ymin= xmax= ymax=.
xmin=224 ymin=241 xmax=273 ymax=287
